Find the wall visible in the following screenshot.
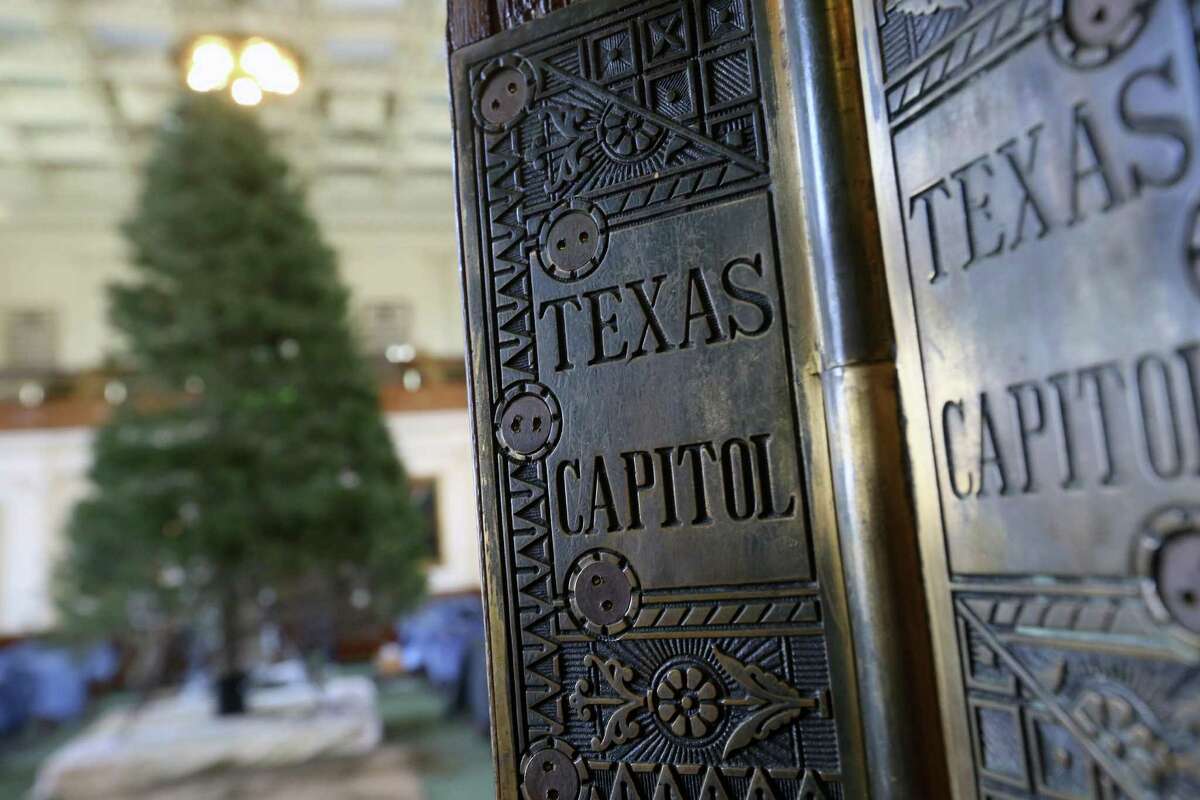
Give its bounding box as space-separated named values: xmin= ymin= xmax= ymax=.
xmin=0 ymin=407 xmax=480 ymax=635
xmin=386 ymin=409 xmax=481 ymax=595
xmin=0 ymin=223 xmax=465 ymax=371
xmin=0 ymin=427 xmax=91 ymax=633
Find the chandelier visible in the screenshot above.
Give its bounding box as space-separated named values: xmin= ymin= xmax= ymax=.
xmin=180 ymin=34 xmax=301 ymax=106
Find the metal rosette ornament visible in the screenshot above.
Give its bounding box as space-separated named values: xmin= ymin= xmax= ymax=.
xmin=565 ymin=549 xmax=642 ymax=637
xmin=494 ymin=381 xmax=562 ymax=463
xmin=1048 ymin=0 xmax=1155 ymax=69
xmin=649 ymin=658 xmax=727 ymax=744
xmin=471 ymin=55 xmax=539 ymax=133
xmin=534 ymin=198 xmax=610 ymax=282
xmin=1135 ymin=504 xmax=1200 ymax=645
xmin=519 ymin=739 xmax=590 ymax=800
xmin=596 ymin=102 xmax=665 ymax=163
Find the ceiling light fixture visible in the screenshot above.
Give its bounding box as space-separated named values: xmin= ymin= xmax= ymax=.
xmin=180 ymin=34 xmax=302 ymax=106
xmin=230 ymin=76 xmax=264 ymax=106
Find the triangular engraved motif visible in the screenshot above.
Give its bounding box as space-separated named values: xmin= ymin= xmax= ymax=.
xmin=955 ymin=599 xmax=1149 ymax=798
xmin=698 ymin=766 xmax=732 ymax=799
xmin=795 ymin=770 xmax=829 ymax=800
xmin=609 ymin=762 xmax=646 ymax=800
xmin=651 ymin=764 xmax=684 ymax=799
xmin=589 ymin=787 xmax=604 ymax=800
xmin=496 ymin=270 xmax=530 ymax=306
xmin=742 ymin=769 xmax=778 ymax=800
xmin=518 ymin=55 xmax=764 ymax=205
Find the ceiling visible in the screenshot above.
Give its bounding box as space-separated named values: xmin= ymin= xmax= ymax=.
xmin=0 ymin=0 xmax=455 ymax=230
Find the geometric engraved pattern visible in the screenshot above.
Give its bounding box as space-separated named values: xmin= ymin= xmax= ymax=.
xmin=465 ymin=0 xmax=840 ymax=795
xmin=956 ymin=588 xmax=1200 ymax=799
xmin=557 ymin=593 xmax=822 ymax=640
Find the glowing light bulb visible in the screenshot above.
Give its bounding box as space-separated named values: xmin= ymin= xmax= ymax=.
xmin=231 ymin=76 xmax=264 ymax=106
xmin=240 ymin=38 xmax=301 ymax=95
xmin=186 ymin=36 xmax=234 ymax=92
xmin=265 ymin=57 xmax=300 ymax=95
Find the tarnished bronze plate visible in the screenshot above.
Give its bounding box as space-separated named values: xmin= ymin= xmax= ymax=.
xmin=450 ymin=0 xmax=873 ymax=796
xmin=853 ymin=0 xmax=1200 ymax=797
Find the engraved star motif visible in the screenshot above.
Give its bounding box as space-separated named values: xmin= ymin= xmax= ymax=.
xmin=598 ymin=33 xmax=634 ymax=78
xmin=648 ymin=13 xmax=684 ymax=57
xmin=653 ymin=73 xmax=692 ymax=118
xmin=707 ymin=0 xmax=745 ymax=37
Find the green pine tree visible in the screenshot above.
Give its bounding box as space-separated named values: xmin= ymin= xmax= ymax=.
xmin=57 ymin=94 xmax=426 ymax=710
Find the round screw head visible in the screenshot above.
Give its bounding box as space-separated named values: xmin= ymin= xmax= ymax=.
xmin=1155 ymin=529 xmax=1200 ymax=635
xmin=521 ymin=748 xmax=578 ymax=800
xmin=478 ymin=66 xmax=528 ymax=126
xmin=498 ymin=393 xmax=553 ymax=456
xmin=543 ymin=210 xmax=601 ymax=274
xmin=1065 ymin=0 xmax=1138 ymax=48
xmin=574 ymin=560 xmax=633 ymax=627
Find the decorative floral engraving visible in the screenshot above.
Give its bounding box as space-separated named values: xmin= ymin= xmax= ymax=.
xmin=569 ymin=654 xmax=648 ymax=751
xmin=713 ymin=647 xmax=828 ymax=758
xmin=532 ymin=104 xmax=596 ymax=198
xmin=1071 ymin=683 xmax=1171 ymax=790
xmin=569 ymin=647 xmax=828 ymax=758
xmin=653 ymin=665 xmax=723 ymax=738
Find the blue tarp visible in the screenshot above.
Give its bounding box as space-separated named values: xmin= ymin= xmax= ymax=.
xmin=0 ymin=642 xmax=99 ymax=734
xmin=0 ymin=648 xmax=36 ymax=735
xmin=396 ymin=596 xmax=489 ymax=727
xmin=396 ymin=596 xmax=485 ymax=691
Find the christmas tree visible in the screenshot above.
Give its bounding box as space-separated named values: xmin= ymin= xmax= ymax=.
xmin=57 ymin=93 xmax=426 ymax=712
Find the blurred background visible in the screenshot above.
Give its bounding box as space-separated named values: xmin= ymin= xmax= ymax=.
xmin=0 ymin=1 xmax=492 ymax=798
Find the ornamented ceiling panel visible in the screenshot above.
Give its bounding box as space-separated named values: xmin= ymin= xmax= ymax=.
xmin=0 ymin=0 xmax=454 ymax=228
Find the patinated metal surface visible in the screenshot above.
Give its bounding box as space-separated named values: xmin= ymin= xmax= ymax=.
xmin=445 ymin=0 xmax=923 ymax=796
xmin=853 ymin=1 xmax=1200 ymax=797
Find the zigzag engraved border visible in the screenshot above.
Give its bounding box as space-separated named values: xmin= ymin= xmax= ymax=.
xmin=476 ymin=115 xmax=563 ymax=743
xmin=584 ymin=761 xmax=841 ymax=798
